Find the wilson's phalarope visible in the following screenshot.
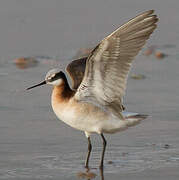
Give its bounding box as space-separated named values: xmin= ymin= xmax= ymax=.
xmin=27 ymin=10 xmax=158 ymax=169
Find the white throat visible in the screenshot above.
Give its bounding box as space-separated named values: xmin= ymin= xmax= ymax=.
xmin=49 ymin=79 xmax=63 ymax=86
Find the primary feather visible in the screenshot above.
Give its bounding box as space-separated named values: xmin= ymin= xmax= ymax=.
xmin=74 ymin=10 xmax=158 ymax=116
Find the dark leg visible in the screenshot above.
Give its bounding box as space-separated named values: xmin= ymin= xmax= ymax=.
xmin=85 ymin=137 xmax=92 ymax=168
xmin=99 ymin=166 xmax=104 ymax=180
xmin=99 ymin=133 xmax=107 ymax=169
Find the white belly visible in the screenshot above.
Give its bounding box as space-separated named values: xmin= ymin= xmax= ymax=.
xmin=52 ymin=98 xmax=130 ymax=134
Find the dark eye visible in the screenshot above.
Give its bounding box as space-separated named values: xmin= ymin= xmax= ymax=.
xmin=46 ymin=74 xmax=56 ymax=81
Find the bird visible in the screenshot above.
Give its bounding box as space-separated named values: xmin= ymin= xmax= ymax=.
xmin=26 ymin=10 xmax=158 ymax=169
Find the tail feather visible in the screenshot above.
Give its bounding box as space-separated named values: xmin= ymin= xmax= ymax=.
xmin=122 ymin=112 xmax=148 ymax=127
xmin=125 ymin=114 xmax=148 ymax=120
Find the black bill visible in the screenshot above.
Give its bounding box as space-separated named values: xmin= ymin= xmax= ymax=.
xmin=26 ymin=81 xmax=46 ymax=90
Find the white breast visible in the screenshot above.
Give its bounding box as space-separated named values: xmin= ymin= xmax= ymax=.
xmin=52 ymin=102 xmax=76 ymax=127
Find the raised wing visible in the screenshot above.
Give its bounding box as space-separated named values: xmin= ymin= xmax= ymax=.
xmin=66 ymin=57 xmax=88 ymax=89
xmin=75 ymin=10 xmax=158 ymax=113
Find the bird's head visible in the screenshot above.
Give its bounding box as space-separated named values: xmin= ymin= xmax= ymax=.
xmin=26 ymin=69 xmax=66 ymax=90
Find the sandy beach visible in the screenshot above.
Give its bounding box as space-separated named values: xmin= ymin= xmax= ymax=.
xmin=0 ymin=0 xmax=179 ymax=179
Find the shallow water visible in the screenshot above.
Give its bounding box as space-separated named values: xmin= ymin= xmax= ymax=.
xmin=0 ymin=0 xmax=179 ymax=180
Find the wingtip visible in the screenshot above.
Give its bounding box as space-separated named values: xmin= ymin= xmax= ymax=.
xmin=144 ymin=9 xmax=155 ymax=15
xmin=138 ymin=10 xmax=155 ymax=17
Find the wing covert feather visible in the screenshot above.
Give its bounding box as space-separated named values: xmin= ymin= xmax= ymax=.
xmin=66 ymin=57 xmax=87 ymax=89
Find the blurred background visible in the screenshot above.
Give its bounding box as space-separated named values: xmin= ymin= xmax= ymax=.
xmin=0 ymin=0 xmax=179 ymax=179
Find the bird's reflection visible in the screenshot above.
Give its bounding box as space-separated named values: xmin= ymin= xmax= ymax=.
xmin=77 ymin=167 xmax=104 ymax=180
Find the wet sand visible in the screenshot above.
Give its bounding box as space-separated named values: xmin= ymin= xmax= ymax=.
xmin=0 ymin=0 xmax=179 ymax=179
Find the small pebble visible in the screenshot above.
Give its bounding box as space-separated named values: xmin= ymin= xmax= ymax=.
xmin=164 ymin=144 xmax=170 ymax=149
xmin=143 ymin=48 xmax=154 ymax=56
xmin=107 ymin=160 xmax=113 ymax=164
xmin=155 ymin=51 xmax=166 ymax=59
xmin=143 ymin=46 xmax=156 ymax=56
xmin=14 ymin=57 xmax=38 ymax=69
xmin=77 ymin=171 xmax=96 ymax=179
xmin=130 ymin=74 xmax=146 ymax=80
